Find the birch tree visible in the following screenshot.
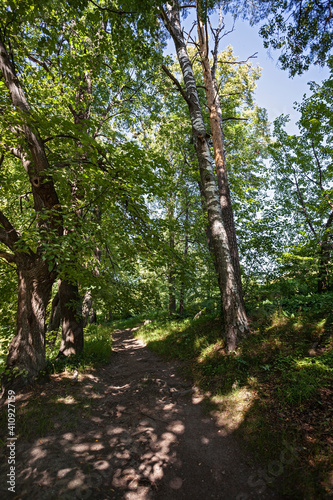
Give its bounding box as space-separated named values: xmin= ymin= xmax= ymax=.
xmin=159 ymin=1 xmax=249 ymax=350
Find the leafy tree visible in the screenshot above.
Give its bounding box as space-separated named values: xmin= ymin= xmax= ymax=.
xmin=255 ymin=0 xmax=333 ymax=75
xmin=0 ymin=0 xmax=164 ymax=389
xmin=269 ymin=65 xmax=333 ymax=291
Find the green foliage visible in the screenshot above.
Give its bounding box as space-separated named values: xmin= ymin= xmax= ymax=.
xmin=45 ymin=324 xmax=112 ymax=373
xmin=133 ymin=304 xmax=333 ymax=498
xmin=257 ymin=0 xmax=333 ymax=75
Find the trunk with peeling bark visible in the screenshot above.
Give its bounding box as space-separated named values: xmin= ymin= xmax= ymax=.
xmin=160 ymin=2 xmax=248 ymax=350
xmin=58 ymin=279 xmax=84 ymax=357
xmin=197 ymin=13 xmax=244 ymax=303
xmin=2 ymin=255 xmax=54 ymax=391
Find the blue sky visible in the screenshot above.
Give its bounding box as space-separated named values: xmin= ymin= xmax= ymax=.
xmin=166 ymin=11 xmax=330 ymax=135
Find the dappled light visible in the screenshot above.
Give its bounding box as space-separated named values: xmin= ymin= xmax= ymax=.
xmin=0 ymin=327 xmax=278 ymax=500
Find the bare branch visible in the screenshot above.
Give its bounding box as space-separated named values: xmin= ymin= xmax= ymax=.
xmin=209 ymin=6 xmax=225 ymax=79
xmin=161 ymin=64 xmax=190 ymax=104
xmin=220 ymin=92 xmax=242 ymax=97
xmin=218 ymin=52 xmax=258 ymax=65
xmin=43 ymin=134 xmax=81 ymax=144
xmin=221 ymin=117 xmax=248 ymax=122
xmin=27 ymin=54 xmax=54 ymax=77
xmin=184 ymin=21 xmax=197 ymax=46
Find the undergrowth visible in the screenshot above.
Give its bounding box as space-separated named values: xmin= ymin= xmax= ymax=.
xmin=132 ymin=305 xmax=333 ymax=499
xmin=45 ymin=324 xmax=112 ymax=374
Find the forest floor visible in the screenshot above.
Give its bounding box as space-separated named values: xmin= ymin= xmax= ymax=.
xmin=0 ymin=326 xmax=287 ymax=500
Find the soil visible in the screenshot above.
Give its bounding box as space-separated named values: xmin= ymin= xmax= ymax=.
xmin=0 ymin=327 xmax=286 ymax=499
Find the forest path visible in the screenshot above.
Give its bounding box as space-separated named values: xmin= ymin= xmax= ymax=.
xmin=1 ymin=327 xmax=285 ymax=499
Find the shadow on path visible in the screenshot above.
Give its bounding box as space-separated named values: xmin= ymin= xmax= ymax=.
xmin=0 ymin=328 xmax=285 ymax=499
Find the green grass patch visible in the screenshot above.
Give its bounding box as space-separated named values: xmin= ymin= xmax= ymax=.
xmin=133 ymin=307 xmax=333 ymax=499
xmin=46 ymin=324 xmax=112 ymax=374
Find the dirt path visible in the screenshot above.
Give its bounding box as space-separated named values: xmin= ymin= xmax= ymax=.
xmin=1 ymin=328 xmax=285 ymax=499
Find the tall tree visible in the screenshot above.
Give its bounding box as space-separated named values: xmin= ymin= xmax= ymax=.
xmin=196 ymin=6 xmax=244 ymax=301
xmin=270 ymin=68 xmax=333 ymax=292
xmin=0 ymin=0 xmax=164 ymax=388
xmin=159 ymin=1 xmax=249 ymax=350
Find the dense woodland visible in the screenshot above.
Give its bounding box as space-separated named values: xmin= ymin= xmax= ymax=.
xmin=0 ymin=1 xmax=332 ymax=497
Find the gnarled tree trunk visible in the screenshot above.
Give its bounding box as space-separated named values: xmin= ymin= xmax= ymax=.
xmin=2 ymin=255 xmax=54 ymax=392
xmin=0 ymin=37 xmax=62 ymax=391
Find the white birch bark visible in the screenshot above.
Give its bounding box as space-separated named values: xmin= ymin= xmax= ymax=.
xmin=160 ymin=2 xmax=248 ymax=350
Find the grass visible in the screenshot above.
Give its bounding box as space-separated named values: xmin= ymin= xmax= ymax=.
xmin=132 ymin=308 xmax=333 ymax=499
xmin=0 ymin=323 xmax=112 ymax=381
xmin=0 ymin=306 xmax=331 ymax=498
xmin=45 ymin=323 xmax=112 ymax=375
xmin=0 ymin=323 xmax=112 ymax=447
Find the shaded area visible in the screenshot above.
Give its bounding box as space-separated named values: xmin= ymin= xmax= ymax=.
xmin=0 ymin=327 xmax=283 ymax=499
xmin=136 ymin=314 xmax=333 ymax=498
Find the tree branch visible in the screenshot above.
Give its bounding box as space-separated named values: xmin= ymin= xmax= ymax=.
xmin=218 ymin=53 xmax=258 ymax=65
xmin=221 ymin=117 xmax=248 ymax=122
xmin=161 ymin=64 xmax=190 ymax=104
xmin=27 ymin=54 xmax=54 ymax=77
xmin=0 ymin=210 xmax=19 ymax=250
xmin=88 ymin=0 xmax=136 ymax=15
xmin=325 ymin=210 xmax=333 ymax=230
xmin=0 ymin=251 xmax=15 ymax=263
xmin=292 ymin=169 xmax=318 ymax=238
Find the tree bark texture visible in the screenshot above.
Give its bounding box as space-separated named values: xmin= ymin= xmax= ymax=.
xmin=197 ymin=13 xmax=244 ymax=303
xmin=161 ymin=2 xmax=248 ymax=350
xmin=2 ymin=255 xmax=54 ymax=392
xmin=58 ymin=279 xmax=84 ymax=357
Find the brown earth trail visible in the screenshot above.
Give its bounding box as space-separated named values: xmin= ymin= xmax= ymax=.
xmin=0 ymin=328 xmax=286 ymax=499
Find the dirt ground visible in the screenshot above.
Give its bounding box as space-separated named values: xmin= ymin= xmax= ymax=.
xmin=0 ymin=327 xmax=286 ymax=499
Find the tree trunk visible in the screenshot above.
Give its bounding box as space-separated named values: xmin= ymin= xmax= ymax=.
xmin=47 ymin=292 xmax=61 ymax=337
xmin=160 ymin=2 xmax=249 ymax=350
xmin=82 ymin=289 xmax=93 ymax=328
xmin=2 ymin=255 xmax=54 ymax=392
xmin=0 ymin=37 xmax=63 ymax=392
xmin=197 ymin=14 xmax=244 ymax=304
xmin=89 ymin=309 xmax=97 ymax=324
xmin=58 ymin=279 xmax=84 ymax=357
xmin=167 ymin=199 xmax=176 ymax=315
xmin=179 ymin=199 xmax=189 ymax=316
xmin=168 ymin=231 xmax=177 ymax=315
xmin=318 ymin=241 xmax=330 ymax=293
